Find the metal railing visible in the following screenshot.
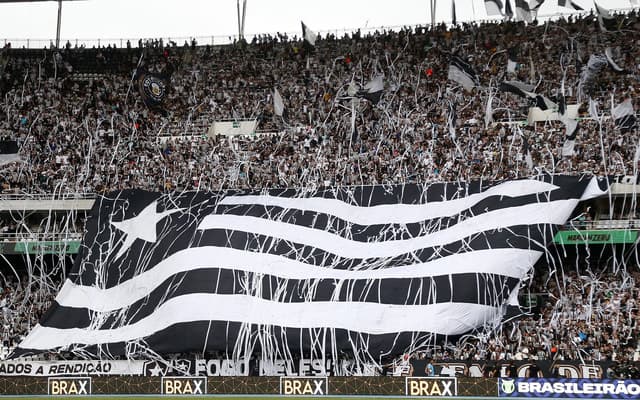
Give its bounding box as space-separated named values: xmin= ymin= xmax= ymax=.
xmin=0 ymin=232 xmax=83 ymax=242
xmin=0 ymin=193 xmax=96 ymax=201
xmin=563 ymin=219 xmax=640 ymax=230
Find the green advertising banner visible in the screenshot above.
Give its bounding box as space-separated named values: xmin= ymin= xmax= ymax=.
xmin=553 ymin=230 xmax=638 ymax=245
xmin=12 ymin=241 xmax=81 ymax=255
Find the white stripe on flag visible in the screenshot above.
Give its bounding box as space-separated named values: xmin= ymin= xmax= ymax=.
xmin=581 ymin=176 xmax=607 ymax=201
xmin=55 ymin=248 xmax=540 ymax=311
xmin=199 ymin=199 xmax=580 ymax=259
xmin=21 ymin=295 xmax=504 ymax=349
xmin=219 ymin=179 xmax=559 ymax=225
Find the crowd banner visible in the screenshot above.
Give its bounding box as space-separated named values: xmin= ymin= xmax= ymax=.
xmin=414 ymin=360 xmax=612 ymax=379
xmin=0 ymin=360 xmax=142 ymax=376
xmin=0 ymin=359 xmax=348 ymax=376
xmin=3 ymin=359 xmax=637 ymax=377
xmin=207 ymin=119 xmax=258 ymax=137
xmin=527 ymin=105 xmax=579 ymax=124
xmin=498 ymin=378 xmax=640 ymax=399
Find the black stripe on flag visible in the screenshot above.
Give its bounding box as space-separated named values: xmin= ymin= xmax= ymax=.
xmin=0 ymin=140 xmax=18 ymax=155
xmin=0 ymin=140 xmax=20 ymax=165
xmin=229 ymin=175 xmax=588 ymax=205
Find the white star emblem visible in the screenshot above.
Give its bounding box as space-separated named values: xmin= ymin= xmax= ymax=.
xmin=111 ymin=200 xmax=183 ymax=260
xmin=177 ymin=360 xmax=190 ymax=372
xmin=149 ymin=363 xmax=163 ymax=377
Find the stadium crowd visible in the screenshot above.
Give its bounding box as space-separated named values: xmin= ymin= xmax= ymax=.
xmin=1 ymin=10 xmax=640 ymax=193
xmin=1 ymin=274 xmax=57 ymax=360
xmin=1 ymin=8 xmax=640 ymax=373
xmin=450 ymin=270 xmax=640 ymax=363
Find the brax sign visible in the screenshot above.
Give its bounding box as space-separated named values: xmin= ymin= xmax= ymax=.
xmin=406 ymin=377 xmax=457 ymax=396
xmin=161 ymin=377 xmax=206 ymax=395
xmin=280 ymin=377 xmax=328 ymax=395
xmin=47 ymin=377 xmax=91 ymax=395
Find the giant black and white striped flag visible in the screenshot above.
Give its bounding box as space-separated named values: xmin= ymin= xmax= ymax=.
xmin=14 ymin=178 xmax=606 ymax=360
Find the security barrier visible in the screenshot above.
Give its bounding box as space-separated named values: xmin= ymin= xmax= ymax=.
xmin=0 ymin=376 xmax=496 ymax=396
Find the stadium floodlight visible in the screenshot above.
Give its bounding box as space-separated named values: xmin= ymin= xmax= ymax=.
xmin=0 ymin=0 xmax=86 ymax=49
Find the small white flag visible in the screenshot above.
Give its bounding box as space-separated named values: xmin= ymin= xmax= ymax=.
xmin=588 ymin=98 xmax=599 ymax=121
xmin=273 ymin=88 xmax=285 ymax=117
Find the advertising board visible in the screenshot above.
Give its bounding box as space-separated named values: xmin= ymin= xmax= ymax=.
xmin=47 ymin=377 xmax=91 ymax=395
xmin=280 ymin=377 xmax=328 ymax=395
xmin=406 ymin=377 xmax=457 ymax=396
xmin=499 ymin=378 xmax=640 ymax=399
xmin=161 ymin=376 xmax=206 ymax=395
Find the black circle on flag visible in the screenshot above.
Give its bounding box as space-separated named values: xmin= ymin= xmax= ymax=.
xmin=142 ymin=75 xmax=166 ymax=104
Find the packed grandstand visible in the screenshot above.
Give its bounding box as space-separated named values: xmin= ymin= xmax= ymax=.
xmin=1 ymin=1 xmax=640 ymax=381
